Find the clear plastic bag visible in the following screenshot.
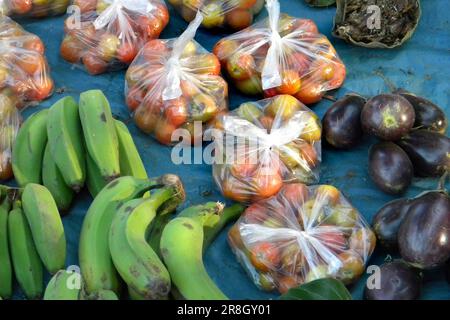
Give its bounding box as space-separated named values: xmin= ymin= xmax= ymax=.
xmin=212 ymin=94 xmax=321 ymax=203
xmin=0 ymin=0 xmax=69 ymax=18
xmin=0 ymin=16 xmax=53 ymax=109
xmin=126 ymin=13 xmax=228 ymax=145
xmin=213 ymin=0 xmax=346 ymax=104
xmin=169 ymin=0 xmax=264 ymax=31
xmin=228 ymin=183 xmax=376 ymax=293
xmin=0 ymin=94 xmax=21 ymax=180
xmin=60 ymin=0 xmax=169 ymax=74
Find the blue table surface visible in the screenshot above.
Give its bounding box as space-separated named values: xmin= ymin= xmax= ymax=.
xmin=10 ymin=0 xmax=450 ymax=300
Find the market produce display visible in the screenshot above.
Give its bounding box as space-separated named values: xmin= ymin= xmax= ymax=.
xmin=0 ymin=183 xmax=66 ymax=299
xmin=212 ymin=95 xmax=322 ymax=203
xmin=228 ymin=183 xmax=375 ymax=293
xmin=60 ymin=0 xmax=169 ymax=74
xmin=0 ymin=16 xmax=53 ymax=108
xmin=0 ymin=0 xmax=69 ymax=18
xmin=11 ymin=90 xmax=148 ymax=211
xmin=213 ymin=0 xmax=346 ymax=103
xmin=169 ymin=0 xmax=264 ymax=31
xmin=126 ymin=13 xmax=228 ymax=145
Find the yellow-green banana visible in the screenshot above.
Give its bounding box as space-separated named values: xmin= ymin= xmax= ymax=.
xmin=109 ymin=184 xmax=184 ymax=300
xmin=114 ymin=120 xmax=148 ymax=179
xmin=79 ymin=175 xmax=170 ymax=295
xmin=42 ymin=144 xmax=74 ymax=212
xmin=8 ymin=201 xmax=43 ymax=299
xmin=21 ymin=183 xmax=66 ymax=274
xmin=85 ymin=153 xmax=107 ymax=198
xmin=79 ymin=90 xmax=120 ymax=182
xmin=44 ymin=269 xmax=82 ymax=300
xmin=160 ymin=203 xmax=229 ymax=300
xmin=0 ymin=193 xmax=12 ymax=299
xmin=47 ymin=96 xmax=86 ymax=192
xmin=12 ymin=109 xmax=48 ymax=186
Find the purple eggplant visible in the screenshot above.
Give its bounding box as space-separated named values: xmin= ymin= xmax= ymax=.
xmin=361 ymin=94 xmax=415 ymax=141
xmin=322 ymin=94 xmax=366 ymax=149
xmin=364 ymin=260 xmax=421 ymax=300
xmin=398 ymin=191 xmax=450 ymax=269
xmin=372 ymin=198 xmax=411 ymax=249
xmin=369 ymin=142 xmax=413 ymax=194
xmin=397 ymin=130 xmax=450 ymax=177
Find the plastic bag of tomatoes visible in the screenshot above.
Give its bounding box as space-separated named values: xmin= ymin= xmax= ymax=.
xmin=60 ymin=0 xmax=169 ymax=75
xmin=0 ymin=16 xmax=53 ymax=109
xmin=212 ymin=95 xmax=321 ymax=203
xmin=168 ymin=0 xmax=264 ymax=31
xmin=0 ymin=94 xmax=20 ymax=181
xmin=213 ymin=0 xmax=346 ymax=104
xmin=228 ymin=183 xmax=375 ymax=293
xmin=0 ymin=0 xmax=69 ymax=18
xmin=126 ymin=13 xmax=228 ymax=145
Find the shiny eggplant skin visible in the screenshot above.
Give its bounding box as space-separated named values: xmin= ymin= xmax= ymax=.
xmin=361 ymin=94 xmax=415 ymax=141
xmin=369 ymin=142 xmax=413 ymax=194
xmin=364 ymin=260 xmax=421 ymax=300
xmin=372 ymin=198 xmax=411 ymax=249
xmin=322 ymin=94 xmax=366 ymax=149
xmin=398 ymin=191 xmax=450 ymax=269
xmin=396 ymin=90 xmax=448 ymax=134
xmin=397 ymin=130 xmax=450 ymax=177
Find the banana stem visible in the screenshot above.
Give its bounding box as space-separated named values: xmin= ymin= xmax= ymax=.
xmin=203 ymin=204 xmax=245 ymax=251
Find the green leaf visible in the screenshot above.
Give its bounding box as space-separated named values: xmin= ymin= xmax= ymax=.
xmin=305 ymin=0 xmax=336 ymax=7
xmin=280 ymin=278 xmax=352 ymax=300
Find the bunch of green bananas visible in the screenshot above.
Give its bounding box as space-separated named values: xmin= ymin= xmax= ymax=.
xmin=11 ymin=89 xmax=148 ymax=212
xmin=0 ymin=183 xmax=66 ymax=299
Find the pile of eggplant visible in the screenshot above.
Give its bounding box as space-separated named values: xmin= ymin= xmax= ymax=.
xmin=323 ymin=89 xmax=449 ymax=194
xmin=322 ymin=89 xmax=449 ymax=300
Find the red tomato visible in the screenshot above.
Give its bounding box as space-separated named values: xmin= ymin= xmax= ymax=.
xmin=280 ymin=183 xmax=309 ymax=204
xmin=288 ymin=52 xmax=311 ymax=75
xmin=164 ymin=97 xmax=188 ymax=127
xmin=319 ymin=228 xmax=348 ymax=253
xmin=226 ymin=54 xmax=255 ymax=80
xmin=117 ymin=42 xmax=137 ymax=64
xmin=213 ymin=39 xmax=238 ymax=63
xmin=295 ymin=82 xmax=324 ymax=104
xmin=244 ymin=203 xmax=268 ymax=224
xmin=249 ymin=242 xmax=281 ymax=272
xmin=222 ymin=175 xmax=251 ymax=203
xmin=276 ymin=70 xmax=302 ymax=95
xmin=153 ymin=3 xmax=170 ymax=27
xmin=126 ymin=87 xmax=145 ymax=111
xmin=230 ymin=158 xmax=257 ymax=179
xmin=154 ymin=120 xmax=177 ymax=145
xmin=329 ymin=62 xmax=346 ymax=88
xmin=73 ymin=0 xmax=96 ymax=13
xmin=28 ymin=76 xmax=53 ymax=101
xmin=295 ymin=19 xmax=319 ymax=34
xmin=253 ymin=172 xmax=283 ymax=200
xmin=82 ymin=51 xmax=108 ymax=75
xmin=193 ymin=54 xmax=221 ymax=76
xmin=10 ymin=0 xmax=32 ymax=14
xmin=142 ymin=39 xmax=168 ymax=60
xmin=299 ymin=143 xmax=318 ymax=167
xmin=263 ymin=88 xmax=278 ymax=98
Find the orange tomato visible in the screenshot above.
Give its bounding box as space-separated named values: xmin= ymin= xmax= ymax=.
xmin=10 ymin=0 xmax=32 ymax=14
xmin=337 ymin=251 xmax=365 ymax=284
xmin=82 ymin=51 xmax=108 ymax=75
xmin=180 ymin=80 xmax=200 ymax=97
xmin=225 ymin=8 xmax=253 ymax=30
xmin=16 ymin=53 xmax=44 ymax=75
xmin=24 ymin=36 xmax=45 ymax=55
xmin=154 ymin=120 xmax=177 ymax=145
xmin=134 ymin=108 xmax=159 ymax=134
xmin=253 ymin=172 xmax=283 ymax=200
xmin=60 ymin=36 xmax=84 ymax=63
xmin=213 ymin=39 xmax=238 ymax=62
xmin=28 ymin=76 xmax=53 ymax=101
xmin=276 ymin=70 xmax=302 ymax=95
xmin=315 ymin=185 xmax=340 ymax=205
xmin=329 ymin=62 xmax=346 ymax=88
xmin=117 ymin=42 xmax=137 ymax=64
xmin=191 ymin=54 xmax=221 ymax=76
xmin=295 ymin=82 xmax=324 ymax=105
xmin=153 ymin=3 xmax=170 ymax=28
xmin=237 ymin=0 xmax=257 ymax=9
xmin=299 ymin=143 xmax=318 ymax=168
xmin=249 ymin=242 xmax=281 ymax=272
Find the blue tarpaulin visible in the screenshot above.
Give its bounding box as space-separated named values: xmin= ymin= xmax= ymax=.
xmin=11 ymin=0 xmax=450 ymax=299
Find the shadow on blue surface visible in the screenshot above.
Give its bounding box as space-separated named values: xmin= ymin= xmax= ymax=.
xmin=10 ymin=0 xmax=450 ymax=300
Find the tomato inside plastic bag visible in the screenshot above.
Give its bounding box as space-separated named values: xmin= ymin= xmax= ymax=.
xmin=212 ymin=95 xmax=321 ymax=203
xmin=0 ymin=16 xmax=53 ymax=108
xmin=228 ymin=183 xmax=376 ymax=293
xmin=169 ymin=0 xmax=265 ymax=31
xmin=213 ymin=0 xmax=346 ymax=104
xmin=61 ymin=0 xmax=169 ymax=74
xmin=0 ymin=0 xmax=69 ymax=18
xmin=126 ymin=13 xmax=228 ymax=145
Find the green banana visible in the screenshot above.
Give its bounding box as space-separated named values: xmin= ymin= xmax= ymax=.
xmin=85 ymin=153 xmax=107 ymax=198
xmin=8 ymin=201 xmax=43 ymax=299
xmin=160 ymin=203 xmax=229 ymax=300
xmin=109 ymin=183 xmax=184 ymax=300
xmin=82 ymin=290 xmax=118 ymax=300
xmin=47 ymin=96 xmax=86 ymax=192
xmin=21 ymin=183 xmax=66 ymax=274
xmin=11 ymin=109 xmax=48 ymax=186
xmin=79 ymin=175 xmax=174 ymax=295
xmin=114 ymin=120 xmax=148 ymax=180
xmin=42 ymin=144 xmax=74 ymax=212
xmin=44 ymin=269 xmax=82 ymax=300
xmin=79 ymin=90 xmax=120 ymax=182
xmin=0 ymin=193 xmax=12 ymax=299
